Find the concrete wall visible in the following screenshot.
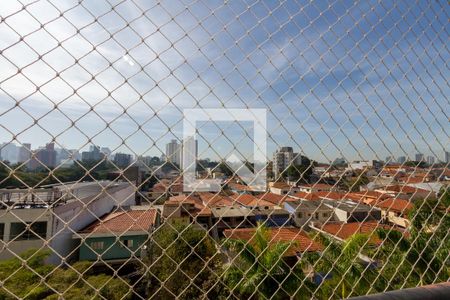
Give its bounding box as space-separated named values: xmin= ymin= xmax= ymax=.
xmin=0 ymin=208 xmax=52 ymax=261
xmin=50 ymin=183 xmax=135 ymax=264
xmin=0 ymin=183 xmax=135 ymax=264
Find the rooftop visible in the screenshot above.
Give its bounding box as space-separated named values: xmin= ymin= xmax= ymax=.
xmin=285 ymin=199 xmax=325 ymax=210
xmin=317 ymin=221 xmax=402 ymax=244
xmin=322 ymin=199 xmax=373 ymax=212
xmin=211 ymin=206 xmax=253 ymax=218
xmin=0 ymin=181 xmax=131 ymax=208
xmin=381 ymin=185 xmax=432 ymax=194
xmin=298 ymin=183 xmax=336 ymax=189
xmin=374 ymin=198 xmax=413 ymax=214
xmin=257 ymin=192 xmax=292 ymax=205
xmin=223 ymin=227 xmax=322 ymax=255
xmin=79 ymin=208 xmax=158 ymax=235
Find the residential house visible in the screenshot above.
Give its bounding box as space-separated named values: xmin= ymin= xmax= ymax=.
xmin=162 ymin=194 xmax=212 ymax=229
xmin=375 ymin=185 xmax=435 ymax=202
xmin=298 ymin=183 xmax=338 ymax=194
xmin=211 ymin=206 xmax=255 ymax=236
xmin=75 ymin=207 xmax=160 ymax=262
xmin=230 ymin=193 xmax=291 ymax=227
xmin=374 ymin=198 xmax=413 ymax=228
xmin=268 ymin=181 xmax=299 ymax=195
xmin=284 ymin=200 xmax=335 ymax=228
xmin=257 ymin=192 xmax=296 ymax=206
xmin=346 ymin=191 xmax=390 ymax=206
xmin=228 ymin=182 xmax=259 ymax=195
xmin=147 ymin=179 xmax=183 ymax=202
xmin=321 ymin=199 xmax=381 ymax=223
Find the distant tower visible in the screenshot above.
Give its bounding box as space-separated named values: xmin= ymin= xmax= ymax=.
xmin=165 ymin=139 xmax=181 ymax=166
xmin=397 ymin=156 xmax=406 ymax=164
xmin=415 ymin=153 xmax=424 ymax=162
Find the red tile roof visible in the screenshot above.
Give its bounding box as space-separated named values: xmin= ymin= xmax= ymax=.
xmin=270 ymin=182 xmax=292 ymax=189
xmin=319 ymin=221 xmax=399 ymax=244
xmin=166 ymin=195 xmax=212 ymax=216
xmin=374 ymin=198 xmax=413 ymax=214
xmin=257 ymin=193 xmax=291 ymax=205
xmin=223 ymin=227 xmax=322 ymax=255
xmin=229 ymin=193 xmax=255 ymax=205
xmin=80 ymin=209 xmax=158 ymax=234
xmin=198 ymin=192 xmax=234 ymax=207
xmin=383 ymin=185 xmax=431 ymax=194
xmin=346 ymin=191 xmax=389 ymax=205
xmin=228 ymin=183 xmax=254 ymax=191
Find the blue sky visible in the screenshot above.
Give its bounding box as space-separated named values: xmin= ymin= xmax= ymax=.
xmin=0 ymin=0 xmax=448 ymax=163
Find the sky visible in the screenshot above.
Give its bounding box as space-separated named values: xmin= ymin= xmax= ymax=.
xmin=0 ymin=0 xmax=448 ymax=164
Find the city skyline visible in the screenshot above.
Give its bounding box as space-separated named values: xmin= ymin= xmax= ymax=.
xmin=0 ymin=1 xmax=448 ymax=163
xmin=1 ymin=139 xmax=449 ymax=166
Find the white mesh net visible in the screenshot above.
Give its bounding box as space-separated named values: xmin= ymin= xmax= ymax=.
xmin=0 ymin=0 xmax=449 ymax=299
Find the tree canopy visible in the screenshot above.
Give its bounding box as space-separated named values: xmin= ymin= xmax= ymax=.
xmin=142 ymin=221 xmax=225 ymax=299
xmin=0 ymin=249 xmax=130 ymax=300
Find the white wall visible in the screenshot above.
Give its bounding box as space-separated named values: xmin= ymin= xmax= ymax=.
xmin=0 ymin=183 xmax=135 ymax=264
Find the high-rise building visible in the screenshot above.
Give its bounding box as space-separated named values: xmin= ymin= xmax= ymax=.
xmin=165 ymin=139 xmax=181 ymax=166
xmin=272 ymin=146 xmax=301 ymax=178
xmin=29 ymin=143 xmax=57 ymax=169
xmin=182 ymin=136 xmax=198 ymax=168
xmin=397 ymin=156 xmax=406 ymax=164
xmin=113 ymin=153 xmax=132 ymax=167
xmin=0 ymin=142 xmax=19 ymax=164
xmin=415 ymin=153 xmax=424 ymax=162
xmin=58 ymin=149 xmax=80 ymax=167
xmin=18 ymin=143 xmax=31 ymax=164
xmin=385 ymin=156 xmax=395 ymax=164
xmin=81 ymin=145 xmax=105 ymax=162
xmin=426 ymin=156 xmax=435 ymax=166
xmin=100 ymin=147 xmax=112 ymax=158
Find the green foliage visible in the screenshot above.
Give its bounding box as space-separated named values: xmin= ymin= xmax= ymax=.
xmin=143 ymin=221 xmax=225 ymax=299
xmin=403 ymin=161 xmax=427 ymax=168
xmin=0 ymin=249 xmax=130 ymax=300
xmin=223 ymin=223 xmax=310 ymax=299
xmin=0 ymin=160 xmax=116 ymax=188
xmin=373 ymin=196 xmax=450 ymax=290
xmin=217 ymin=162 xmax=233 ymax=177
xmin=341 ymin=174 xmax=370 ymax=192
xmin=307 ymin=232 xmax=379 ymax=298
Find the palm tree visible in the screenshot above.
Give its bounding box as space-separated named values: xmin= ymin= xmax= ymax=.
xmin=222 ymin=223 xmax=311 ymax=299
xmin=306 ymin=232 xmax=380 ymax=299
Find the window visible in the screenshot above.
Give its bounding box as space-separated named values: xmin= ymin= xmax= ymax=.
xmin=297 ymin=212 xmax=303 ymax=218
xmin=315 ymin=213 xmax=319 ymax=219
xmin=323 ymin=212 xmax=330 ymax=218
xmin=90 ymin=241 xmax=104 ymax=250
xmin=122 ymin=239 xmax=134 ymax=248
xmin=0 ymin=223 xmax=4 ymax=240
xmin=10 ymin=222 xmax=47 ymax=240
